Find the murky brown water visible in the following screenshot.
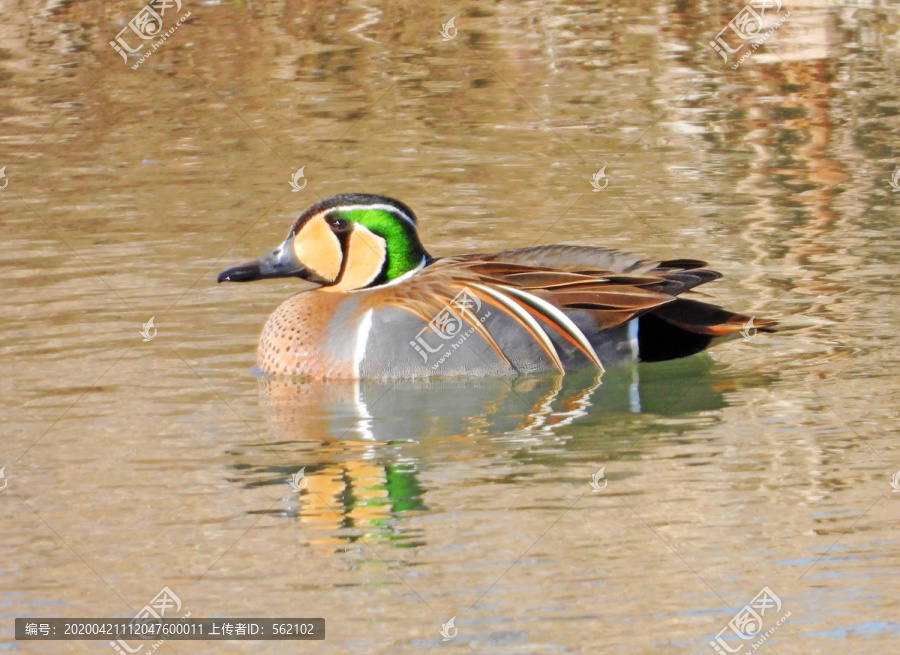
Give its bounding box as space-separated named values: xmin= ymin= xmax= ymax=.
xmin=2 ymin=0 xmax=899 ymax=653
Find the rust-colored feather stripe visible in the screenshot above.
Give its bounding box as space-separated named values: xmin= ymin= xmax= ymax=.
xmin=497 ymin=271 xmax=609 ymax=288
xmin=551 ymin=286 xmax=676 ymax=310
xmin=493 ymin=284 xmax=604 ymax=370
xmin=376 ymin=245 xmax=760 ymax=353
xmin=451 ymin=261 xmax=552 ymax=276
xmin=586 ymin=309 xmax=644 ymax=331
xmin=443 ymin=262 xmax=611 ymax=367
xmin=460 ymin=255 xmax=722 ymax=297
xmin=441 ymin=287 xmax=514 ymax=365
xmin=381 ymin=284 xmax=514 ymax=368
xmin=651 ymin=298 xmax=778 ymax=336
xmin=470 ymin=245 xmax=654 ymax=274
xmin=465 ymin=283 xmax=565 ymax=371
xmin=370 ymin=279 xmax=511 ymax=364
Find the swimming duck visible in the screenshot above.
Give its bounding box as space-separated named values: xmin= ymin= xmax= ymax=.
xmin=218 ymin=193 xmax=776 ymax=379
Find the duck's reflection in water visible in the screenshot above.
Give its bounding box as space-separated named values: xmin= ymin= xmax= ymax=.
xmin=232 ymin=358 xmax=770 ymax=553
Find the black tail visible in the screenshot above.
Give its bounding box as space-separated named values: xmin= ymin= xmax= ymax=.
xmin=638 ymin=298 xmax=777 ymax=362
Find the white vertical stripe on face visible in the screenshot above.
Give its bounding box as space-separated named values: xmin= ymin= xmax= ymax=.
xmin=354 ymin=309 xmax=374 ymax=378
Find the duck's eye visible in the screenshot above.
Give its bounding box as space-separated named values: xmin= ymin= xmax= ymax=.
xmin=326 ymin=215 xmax=349 ymax=231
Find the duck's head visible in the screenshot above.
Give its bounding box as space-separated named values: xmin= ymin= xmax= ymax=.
xmin=218 ymin=193 xmax=431 ymax=291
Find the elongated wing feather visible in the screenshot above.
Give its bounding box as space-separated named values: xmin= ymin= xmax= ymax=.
xmin=366 ymin=246 xmax=775 ymax=366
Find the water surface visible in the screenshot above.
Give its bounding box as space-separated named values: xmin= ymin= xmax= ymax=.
xmin=1 ymin=1 xmax=899 ymax=653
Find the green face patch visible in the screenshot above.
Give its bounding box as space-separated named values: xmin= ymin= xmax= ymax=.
xmin=336 ymin=208 xmax=428 ymax=282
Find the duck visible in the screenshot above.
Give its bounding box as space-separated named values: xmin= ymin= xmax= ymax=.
xmin=218 ymin=193 xmax=776 ymax=379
